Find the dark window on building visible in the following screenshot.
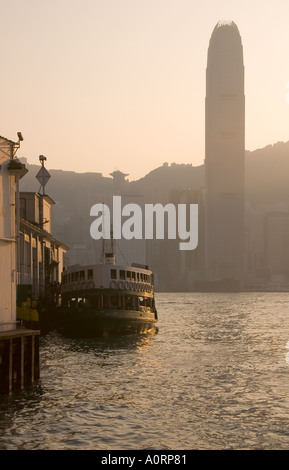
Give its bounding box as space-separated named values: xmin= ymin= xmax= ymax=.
xmin=20 ymin=198 xmax=26 ymax=220
xmin=88 ymin=269 xmax=93 ymax=280
xmin=111 ymin=269 xmax=117 ymax=279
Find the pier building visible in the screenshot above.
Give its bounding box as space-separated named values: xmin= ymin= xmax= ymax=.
xmin=17 ymin=191 xmax=68 ymax=323
xmin=0 ymin=133 xmax=40 ymax=394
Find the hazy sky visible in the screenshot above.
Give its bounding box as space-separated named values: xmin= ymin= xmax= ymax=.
xmin=1 ymin=0 xmax=289 ymax=181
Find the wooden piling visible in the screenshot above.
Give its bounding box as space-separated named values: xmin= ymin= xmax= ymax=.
xmin=0 ymin=328 xmax=40 ymax=394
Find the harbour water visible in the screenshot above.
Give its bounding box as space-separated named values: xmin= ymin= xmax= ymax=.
xmin=1 ymin=292 xmax=289 ymax=450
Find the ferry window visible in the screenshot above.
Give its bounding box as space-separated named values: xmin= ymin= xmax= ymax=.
xmin=77 ymin=298 xmax=85 ymax=309
xmin=126 ymin=271 xmax=131 ymax=280
xmin=88 ymin=269 xmax=93 ymax=280
xmin=137 ymin=273 xmax=140 ymax=281
xmin=110 ymin=295 xmax=120 ymax=308
xmin=91 ymin=295 xmax=99 ymax=308
xmin=71 ymin=273 xmax=75 ymax=282
xmin=125 ymin=295 xmax=133 ymax=309
xmin=140 ymin=273 xmax=143 ymax=281
xmin=120 ymin=270 xmax=125 ymax=280
xmin=132 ymin=271 xmax=136 ymax=280
xmin=103 ymin=295 xmax=109 ymax=308
xmin=75 ymin=272 xmax=79 ymax=281
xmin=80 ymin=270 xmax=85 ymax=281
xmin=111 ymin=269 xmax=117 ymax=279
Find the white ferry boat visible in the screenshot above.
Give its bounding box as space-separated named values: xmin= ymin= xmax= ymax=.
xmin=60 ymin=252 xmax=158 ymax=337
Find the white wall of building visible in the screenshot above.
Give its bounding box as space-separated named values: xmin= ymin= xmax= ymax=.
xmin=0 ymin=141 xmax=17 ymax=331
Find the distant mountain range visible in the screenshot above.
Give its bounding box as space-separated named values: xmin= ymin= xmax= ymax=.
xmin=20 ymin=140 xmax=289 ymax=207
xmin=245 ymin=141 xmax=289 ymax=204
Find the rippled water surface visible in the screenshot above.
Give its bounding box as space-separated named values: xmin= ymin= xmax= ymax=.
xmin=1 ymin=292 xmax=289 ymax=450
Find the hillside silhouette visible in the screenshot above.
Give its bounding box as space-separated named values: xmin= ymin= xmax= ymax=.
xmin=21 ymin=139 xmax=289 ymax=204
xmin=245 ymin=141 xmax=289 ymax=204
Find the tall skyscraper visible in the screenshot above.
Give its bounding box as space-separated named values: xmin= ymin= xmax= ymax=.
xmin=205 ymin=21 xmax=245 ymax=286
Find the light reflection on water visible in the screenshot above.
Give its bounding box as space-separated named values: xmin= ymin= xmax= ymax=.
xmin=1 ymin=292 xmax=289 ymax=450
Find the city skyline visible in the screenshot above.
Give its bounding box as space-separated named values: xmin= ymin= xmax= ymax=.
xmin=1 ymin=0 xmax=289 ymax=180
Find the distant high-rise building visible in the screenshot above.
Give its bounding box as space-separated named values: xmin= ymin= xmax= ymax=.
xmin=264 ymin=211 xmax=289 ymax=275
xmin=205 ymin=21 xmax=245 ymax=284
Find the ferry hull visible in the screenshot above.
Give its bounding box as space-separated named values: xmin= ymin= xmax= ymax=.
xmin=60 ymin=308 xmax=157 ymax=338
